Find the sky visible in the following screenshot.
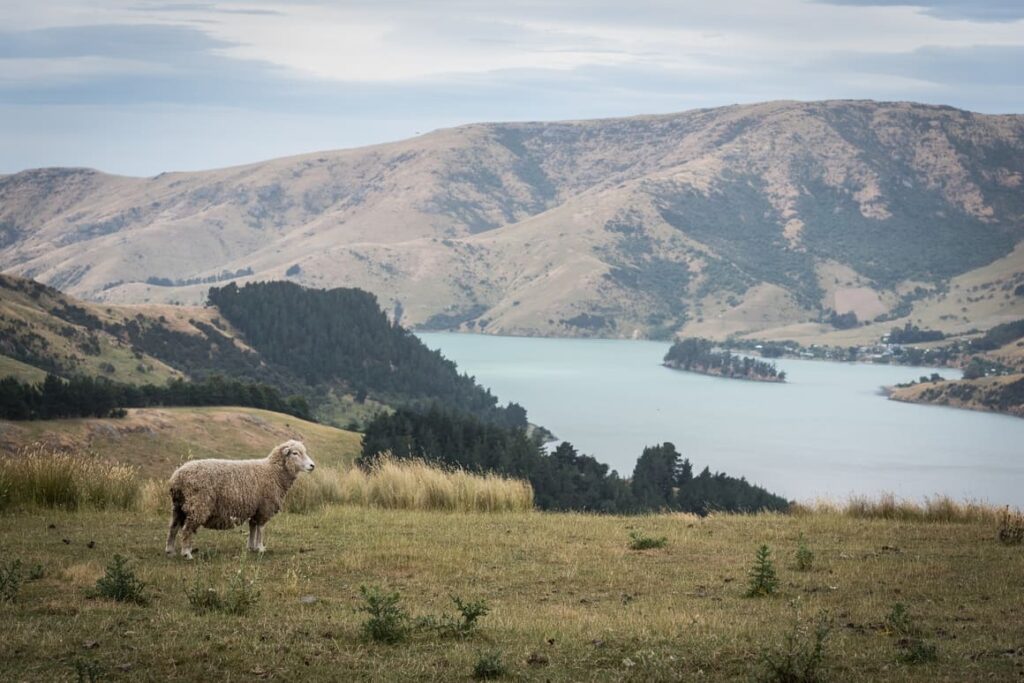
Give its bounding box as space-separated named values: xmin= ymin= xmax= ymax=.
xmin=1 ymin=0 xmax=1021 ymax=176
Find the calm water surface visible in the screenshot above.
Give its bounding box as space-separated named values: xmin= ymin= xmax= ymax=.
xmin=418 ymin=333 xmax=1024 ymax=505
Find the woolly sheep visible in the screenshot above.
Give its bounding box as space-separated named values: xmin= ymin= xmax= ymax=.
xmin=165 ymin=439 xmax=315 ymax=560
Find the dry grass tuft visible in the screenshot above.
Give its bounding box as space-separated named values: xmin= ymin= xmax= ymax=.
xmin=0 ymin=446 xmax=137 ymax=512
xmin=285 ymin=455 xmax=534 ymax=514
xmin=791 ymin=493 xmax=1008 ymax=525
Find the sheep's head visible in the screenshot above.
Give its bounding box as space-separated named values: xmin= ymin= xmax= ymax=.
xmin=271 ymin=440 xmax=315 ymax=475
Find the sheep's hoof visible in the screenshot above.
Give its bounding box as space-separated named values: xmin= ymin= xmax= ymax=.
xmin=256 ymin=546 xmax=266 ymax=554
xmin=182 ymin=552 xmax=194 ymax=561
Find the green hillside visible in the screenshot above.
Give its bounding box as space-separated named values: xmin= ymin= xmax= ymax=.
xmin=0 ymin=274 xmax=526 ymax=429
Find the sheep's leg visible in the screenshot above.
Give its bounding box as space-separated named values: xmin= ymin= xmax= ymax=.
xmin=179 ymin=519 xmax=200 ymax=560
xmin=247 ymin=520 xmax=259 ymax=552
xmin=256 ymin=524 xmax=266 ymax=553
xmin=165 ymin=507 xmax=184 ymax=555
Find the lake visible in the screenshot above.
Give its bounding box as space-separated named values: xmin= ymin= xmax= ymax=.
xmin=418 ymin=333 xmax=1024 ymax=506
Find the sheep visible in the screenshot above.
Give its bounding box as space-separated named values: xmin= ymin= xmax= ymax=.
xmin=165 ymin=439 xmax=315 ymax=560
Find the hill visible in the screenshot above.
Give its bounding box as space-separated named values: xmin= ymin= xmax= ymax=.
xmin=2 ymin=100 xmax=1022 ymax=341
xmin=0 ymin=406 xmax=362 ymax=478
xmin=889 ymin=374 xmax=1024 ymax=419
xmin=0 ymin=274 xmax=526 ymax=428
xmin=0 ymin=502 xmax=1019 ymax=681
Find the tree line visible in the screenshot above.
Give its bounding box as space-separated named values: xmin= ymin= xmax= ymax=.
xmin=359 ymin=407 xmax=789 ymax=514
xmin=0 ymin=374 xmax=311 ymax=421
xmin=664 ymin=338 xmax=785 ymax=382
xmin=208 ymin=281 xmax=527 ymax=428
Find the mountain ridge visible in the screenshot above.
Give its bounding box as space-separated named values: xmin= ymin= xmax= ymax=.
xmin=2 ymin=99 xmax=1023 ymax=342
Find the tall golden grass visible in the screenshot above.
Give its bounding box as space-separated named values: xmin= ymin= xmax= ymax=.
xmin=134 ymin=455 xmax=535 ymax=515
xmin=791 ymin=493 xmax=1009 ymax=524
xmin=0 ymin=446 xmax=138 ymax=511
xmin=283 ymin=456 xmax=534 ymax=514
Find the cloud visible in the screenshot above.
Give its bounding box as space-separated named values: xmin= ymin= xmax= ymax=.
xmin=813 ymin=0 xmax=1024 ymax=22
xmin=0 ymin=1 xmax=1020 ymax=175
xmin=131 ymin=2 xmax=282 ymax=15
xmin=0 ymin=23 xmax=233 ymax=61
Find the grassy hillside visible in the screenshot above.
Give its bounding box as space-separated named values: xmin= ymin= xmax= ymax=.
xmin=0 ymin=505 xmax=1021 ymax=681
xmin=0 ymin=406 xmax=362 ymax=478
xmin=0 ymin=274 xmax=526 ymax=429
xmin=2 ymin=101 xmax=1022 ymax=341
xmin=0 ymin=353 xmax=46 ymax=383
xmin=0 ymin=274 xmax=188 ymax=385
xmin=889 ymin=374 xmax=1024 ymax=419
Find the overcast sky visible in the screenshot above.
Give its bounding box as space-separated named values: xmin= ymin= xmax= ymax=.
xmin=1 ymin=0 xmax=1021 ymax=176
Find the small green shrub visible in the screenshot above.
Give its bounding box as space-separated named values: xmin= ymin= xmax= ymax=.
xmin=898 ymin=638 xmax=938 ymax=664
xmin=27 ymin=563 xmax=45 ymax=581
xmin=223 ymin=567 xmax=261 ymax=615
xmin=73 ymin=659 xmax=103 ymax=683
xmin=628 ymin=530 xmax=668 ymax=550
xmin=93 ymin=554 xmax=147 ymax=605
xmin=472 ymin=651 xmax=507 ymax=679
xmin=1 ymin=559 xmax=23 ymax=603
xmin=186 ymin=565 xmax=260 ymax=615
xmin=885 ymin=603 xmax=915 ymax=637
xmin=185 ymin=579 xmax=222 ymax=613
xmin=358 ymin=585 xmax=410 ymax=644
xmin=452 ymin=595 xmax=490 ymax=633
xmin=997 ymin=506 xmax=1024 ymax=545
xmin=746 ymin=544 xmax=779 ymax=597
xmin=884 ymin=603 xmax=936 ymax=664
xmin=795 ymin=534 xmax=814 ymax=571
xmin=757 ymin=607 xmax=830 ymax=683
xmin=416 ymin=595 xmax=491 ymax=637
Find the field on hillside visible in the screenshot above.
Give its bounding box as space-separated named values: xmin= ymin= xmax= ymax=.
xmin=1 ymin=504 xmax=1022 ymax=681
xmin=0 ymin=407 xmax=362 ymax=478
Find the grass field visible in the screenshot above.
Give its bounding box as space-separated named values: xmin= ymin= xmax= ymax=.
xmin=1 ymin=504 xmax=1022 ymax=681
xmin=0 ymin=407 xmax=363 ymax=478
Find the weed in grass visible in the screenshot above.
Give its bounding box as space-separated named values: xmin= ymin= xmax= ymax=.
xmin=757 ymin=604 xmax=830 ymax=683
xmin=884 ymin=603 xmax=937 ymax=664
xmin=898 ymin=638 xmax=938 ymax=664
xmin=223 ymin=566 xmax=261 ymax=615
xmin=92 ymin=554 xmax=147 ymax=605
xmin=452 ymin=595 xmax=490 ymax=632
xmin=746 ymin=544 xmax=779 ymax=597
xmin=628 ymin=530 xmax=668 ymax=550
xmin=885 ymin=603 xmax=916 ymax=637
xmin=73 ymin=659 xmax=103 ymax=683
xmin=27 ymin=563 xmax=45 ymax=580
xmin=185 ymin=564 xmax=260 ymax=615
xmin=997 ymin=506 xmax=1024 ymax=545
xmin=472 ymin=651 xmax=507 ymax=679
xmin=185 ymin=577 xmax=222 ymax=613
xmin=795 ymin=534 xmax=814 ymax=571
xmin=416 ymin=595 xmax=491 ymax=638
xmin=1 ymin=559 xmax=23 ymax=602
xmin=358 ymin=585 xmax=410 ymax=643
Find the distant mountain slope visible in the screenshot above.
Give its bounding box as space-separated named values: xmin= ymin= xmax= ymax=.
xmin=0 ymin=274 xmax=525 ymax=428
xmin=2 ymin=100 xmax=1023 ymax=340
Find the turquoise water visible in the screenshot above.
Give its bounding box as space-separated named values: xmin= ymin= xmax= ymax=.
xmin=418 ymin=333 xmax=1024 ymax=505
